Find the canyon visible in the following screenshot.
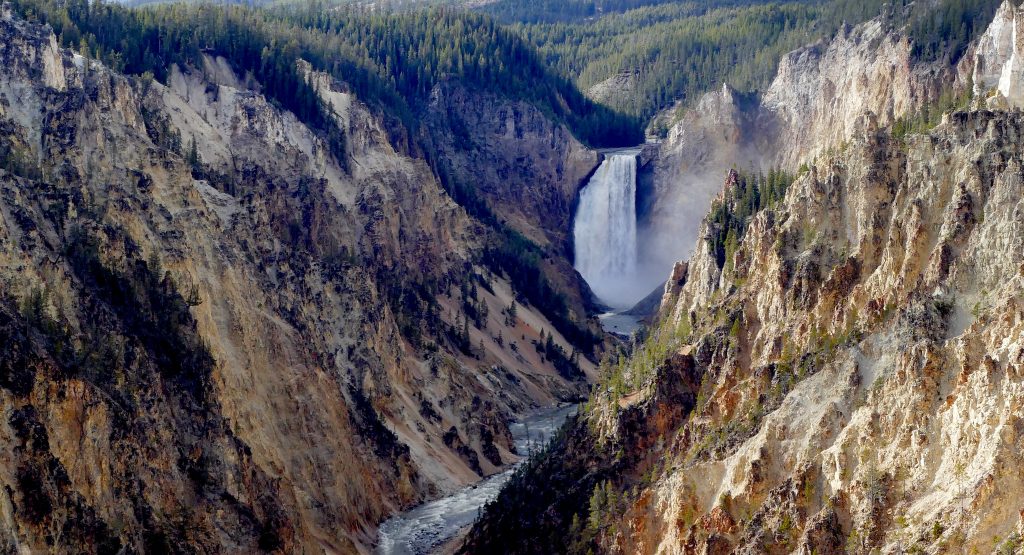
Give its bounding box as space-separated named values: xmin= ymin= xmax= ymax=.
xmin=463 ymin=2 xmax=1024 ymax=554
xmin=0 ymin=5 xmax=602 ymax=552
xmin=2 ymin=0 xmax=1024 ymax=554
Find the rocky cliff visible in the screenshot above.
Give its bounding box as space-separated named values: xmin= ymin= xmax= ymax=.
xmin=421 ymin=82 xmax=599 ymax=251
xmin=595 ymin=106 xmax=1024 ymax=554
xmin=419 ymin=81 xmax=602 ymax=313
xmin=640 ymin=12 xmax=961 ymax=282
xmin=468 ymin=104 xmax=1024 ymax=555
xmin=971 ymin=0 xmax=1024 ymax=108
xmin=465 ymin=3 xmax=1024 ymax=554
xmin=0 ymin=9 xmax=596 ymax=553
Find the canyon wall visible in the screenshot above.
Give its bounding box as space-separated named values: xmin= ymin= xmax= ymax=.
xmin=465 ymin=3 xmax=1024 ymax=553
xmin=0 ymin=10 xmax=594 ymax=553
xmin=641 ymin=13 xmax=959 ymax=283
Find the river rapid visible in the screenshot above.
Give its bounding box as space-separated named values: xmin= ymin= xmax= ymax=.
xmin=374 ymin=404 xmax=577 ymax=554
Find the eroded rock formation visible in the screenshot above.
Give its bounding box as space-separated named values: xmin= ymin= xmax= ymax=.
xmin=0 ymin=9 xmax=596 ymax=552
xmin=465 ymin=4 xmax=1024 ymax=554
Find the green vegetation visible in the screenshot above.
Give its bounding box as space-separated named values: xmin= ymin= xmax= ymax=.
xmin=536 ymin=330 xmax=585 ymax=380
xmin=63 ymin=229 xmax=214 ymax=402
xmin=909 ymin=0 xmax=1004 ymax=62
xmin=513 ymin=2 xmax=825 ymax=120
xmin=8 ymin=0 xmax=612 ymax=355
xmin=586 ymin=311 xmax=691 ymax=414
xmin=481 ymin=0 xmax=685 ymax=24
xmin=10 ymin=0 xmax=641 ymax=151
xmin=33 ymin=0 xmax=1001 ymax=143
xmin=460 ymin=412 xmax=614 ymax=555
xmin=428 ymin=149 xmax=599 ymax=355
xmin=501 ymin=0 xmax=1002 ymax=122
xmin=707 ymin=168 xmax=794 ymax=271
xmin=15 ymin=0 xmax=352 ymax=162
xmin=0 ymin=123 xmax=42 ymax=180
xmin=892 ymin=85 xmax=974 ymax=139
xmin=997 ymin=532 xmax=1024 ymax=555
xmin=483 ymin=229 xmax=601 ymax=353
xmin=277 ymin=2 xmax=643 ymax=145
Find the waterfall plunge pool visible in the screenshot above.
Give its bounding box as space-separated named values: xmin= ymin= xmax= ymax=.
xmin=598 ymin=312 xmax=643 ymax=338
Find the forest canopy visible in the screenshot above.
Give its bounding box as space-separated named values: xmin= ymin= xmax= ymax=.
xmin=498 ymin=0 xmax=1004 ymax=123
xmin=15 ymin=0 xmax=1000 ymax=141
xmin=8 ymin=0 xmax=644 ymax=148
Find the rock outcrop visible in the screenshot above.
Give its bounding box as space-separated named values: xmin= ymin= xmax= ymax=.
xmin=618 ymin=107 xmax=1024 ymax=554
xmin=0 ymin=9 xmax=594 ymax=553
xmin=422 ymin=82 xmax=599 ymax=251
xmin=971 ymin=0 xmax=1024 ymax=107
xmin=466 ymin=4 xmax=1024 ymax=554
xmin=419 ymin=81 xmax=602 ymax=314
xmin=587 ymin=71 xmax=642 ymax=117
xmin=469 ymin=106 xmax=1024 ymax=555
xmin=641 ymin=12 xmax=958 ymax=280
xmin=640 ymin=85 xmax=765 ymax=277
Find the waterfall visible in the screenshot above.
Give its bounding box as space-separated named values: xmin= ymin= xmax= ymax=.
xmin=573 ymin=150 xmax=640 ymax=309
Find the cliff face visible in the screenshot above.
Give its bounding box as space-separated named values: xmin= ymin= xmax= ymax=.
xmin=419 ymin=82 xmax=601 ymax=315
xmin=587 ymin=72 xmax=641 ymax=118
xmin=466 ymin=3 xmax=1024 ymax=554
xmin=610 ymin=108 xmax=1024 ymax=554
xmin=640 ymin=85 xmax=764 ymax=277
xmin=758 ymin=19 xmax=951 ymax=169
xmin=641 ymin=14 xmax=957 ymax=279
xmin=971 ymin=0 xmax=1024 ymax=108
xmin=421 ymin=82 xmax=599 ymax=251
xmin=0 ymin=10 xmax=592 ymax=553
xmin=469 ymin=109 xmax=1024 ymax=555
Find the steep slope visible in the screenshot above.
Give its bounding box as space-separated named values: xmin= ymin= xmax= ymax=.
xmin=640 ymin=10 xmax=962 ymax=283
xmin=0 ymin=9 xmax=596 ymax=553
xmin=972 ymin=0 xmax=1024 ymax=109
xmin=464 ymin=4 xmax=1024 ymax=554
xmin=609 ymin=108 xmax=1024 ymax=554
xmin=418 ymin=81 xmax=602 ymax=317
xmin=467 ymin=105 xmax=1024 ymax=555
xmin=420 ymin=82 xmax=599 ymax=252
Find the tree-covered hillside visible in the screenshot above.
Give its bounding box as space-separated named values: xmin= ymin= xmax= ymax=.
xmin=479 ymin=0 xmax=684 ymax=24
xmin=6 ymin=0 xmax=630 ymax=357
xmin=276 ymin=2 xmax=642 ymax=145
xmin=70 ymin=0 xmax=1002 ymax=134
xmin=502 ymin=0 xmax=1004 ymax=123
xmin=9 ymin=0 xmax=642 ymax=147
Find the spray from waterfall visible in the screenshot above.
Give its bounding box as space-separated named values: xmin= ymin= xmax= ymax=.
xmin=573 ymin=150 xmax=641 ymax=309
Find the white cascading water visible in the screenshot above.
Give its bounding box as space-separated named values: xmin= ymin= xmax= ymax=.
xmin=573 ymin=150 xmax=640 ymax=309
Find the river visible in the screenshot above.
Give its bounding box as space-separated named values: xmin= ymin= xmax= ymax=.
xmin=374 ymin=404 xmax=577 ymax=555
xmin=598 ymin=311 xmax=643 ymax=338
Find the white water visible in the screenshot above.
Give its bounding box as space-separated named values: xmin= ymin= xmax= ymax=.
xmin=375 ymin=405 xmax=576 ymax=555
xmin=598 ymin=312 xmax=643 ymax=338
xmin=574 ymin=149 xmax=642 ymax=309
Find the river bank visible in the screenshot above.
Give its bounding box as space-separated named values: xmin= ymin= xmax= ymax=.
xmin=375 ymin=404 xmax=577 ymax=554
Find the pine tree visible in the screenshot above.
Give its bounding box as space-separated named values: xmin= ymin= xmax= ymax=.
xmin=186 ymin=136 xmax=200 ymax=171
xmin=587 ymin=482 xmax=606 ymax=531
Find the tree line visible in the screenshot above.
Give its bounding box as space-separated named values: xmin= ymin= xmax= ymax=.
xmin=9 ymin=0 xmax=643 ymax=150
xmin=7 ymin=0 xmax=614 ymax=356
xmin=707 ymin=168 xmax=794 ymax=271
xmin=498 ymin=0 xmax=1005 ymax=123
